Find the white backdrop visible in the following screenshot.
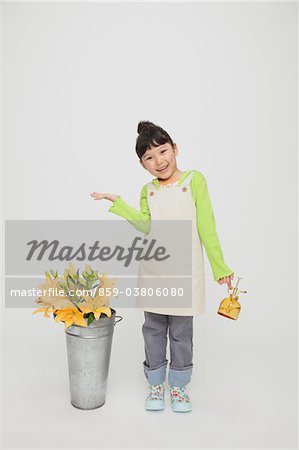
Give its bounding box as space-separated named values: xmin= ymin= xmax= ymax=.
xmin=2 ymin=1 xmax=297 ymax=448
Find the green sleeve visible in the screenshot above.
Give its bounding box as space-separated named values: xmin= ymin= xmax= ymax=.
xmin=108 ymin=184 xmax=151 ymax=235
xmin=190 ymin=171 xmax=234 ymax=282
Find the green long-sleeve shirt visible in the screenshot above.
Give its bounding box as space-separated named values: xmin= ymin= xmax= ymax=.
xmin=108 ymin=170 xmax=233 ymax=282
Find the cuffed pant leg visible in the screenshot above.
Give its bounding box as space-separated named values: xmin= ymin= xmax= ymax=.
xmin=168 ymin=366 xmax=193 ymax=387
xmin=143 ymin=360 xmax=168 ymax=385
xmin=168 ymin=315 xmax=193 ymax=387
xmin=142 ymin=311 xmax=169 ymax=385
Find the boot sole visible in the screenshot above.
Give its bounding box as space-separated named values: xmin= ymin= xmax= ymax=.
xmin=171 ymin=402 xmax=192 ymax=413
xmin=145 ymin=399 xmax=165 ymax=411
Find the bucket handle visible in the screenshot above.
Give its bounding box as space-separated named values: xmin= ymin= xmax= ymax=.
xmin=114 ymin=315 xmax=123 ymax=326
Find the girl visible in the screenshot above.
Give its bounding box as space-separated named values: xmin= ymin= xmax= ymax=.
xmin=90 ymin=121 xmax=234 ymax=413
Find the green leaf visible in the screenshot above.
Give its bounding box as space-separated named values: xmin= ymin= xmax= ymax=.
xmin=67 ymin=275 xmax=76 ymax=289
xmin=68 ymin=274 xmax=75 ymax=282
xmin=87 ymin=314 xmax=95 ymax=325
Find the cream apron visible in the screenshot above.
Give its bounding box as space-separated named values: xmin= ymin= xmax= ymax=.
xmin=135 ymin=170 xmax=206 ymax=316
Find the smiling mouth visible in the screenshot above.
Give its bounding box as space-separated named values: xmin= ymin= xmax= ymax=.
xmin=157 ymin=165 xmax=169 ymax=172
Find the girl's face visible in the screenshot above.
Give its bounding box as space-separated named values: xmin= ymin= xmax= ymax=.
xmin=139 ymin=142 xmax=178 ymax=179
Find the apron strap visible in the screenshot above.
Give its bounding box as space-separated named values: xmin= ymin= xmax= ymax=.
xmin=180 ymin=170 xmax=196 ymax=187
xmin=147 ymin=181 xmax=156 ymax=195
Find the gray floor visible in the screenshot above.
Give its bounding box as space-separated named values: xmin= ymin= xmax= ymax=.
xmin=2 ymin=308 xmax=297 ymax=449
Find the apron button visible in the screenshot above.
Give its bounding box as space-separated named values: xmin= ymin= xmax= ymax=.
xmin=149 ymin=191 xmax=155 ymax=196
xmin=182 ymin=186 xmax=187 ymax=192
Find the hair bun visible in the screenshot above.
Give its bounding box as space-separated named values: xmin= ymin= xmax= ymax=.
xmin=137 ymin=121 xmax=156 ymax=135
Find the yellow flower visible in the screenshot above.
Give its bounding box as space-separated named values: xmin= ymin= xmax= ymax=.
xmin=35 ymin=277 xmax=74 ymax=309
xmin=78 ymin=295 xmax=112 ymax=320
xmin=81 ymin=291 xmax=110 ymax=307
xmin=32 ymin=306 xmax=56 ymax=318
xmin=54 ymin=307 xmax=87 ymax=329
xmin=63 ymin=261 xmax=77 ymax=278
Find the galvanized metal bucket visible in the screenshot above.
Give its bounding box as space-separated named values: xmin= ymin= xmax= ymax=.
xmin=65 ymin=308 xmax=123 ymax=410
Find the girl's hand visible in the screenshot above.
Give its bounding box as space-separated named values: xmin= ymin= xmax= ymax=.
xmin=217 ymin=273 xmax=234 ymax=289
xmin=90 ymin=192 xmax=120 ymax=202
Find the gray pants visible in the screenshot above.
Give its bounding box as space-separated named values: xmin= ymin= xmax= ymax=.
xmin=142 ymin=311 xmax=193 ymax=387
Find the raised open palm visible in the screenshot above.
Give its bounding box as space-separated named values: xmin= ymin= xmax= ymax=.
xmin=90 ymin=192 xmax=106 ymax=200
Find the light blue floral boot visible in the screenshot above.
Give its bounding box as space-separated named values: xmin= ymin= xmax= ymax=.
xmin=145 ymin=383 xmax=165 ymax=411
xmin=170 ymin=385 xmax=192 ymax=412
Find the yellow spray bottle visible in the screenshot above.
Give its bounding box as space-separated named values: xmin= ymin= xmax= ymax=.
xmin=217 ymin=276 xmax=247 ymax=320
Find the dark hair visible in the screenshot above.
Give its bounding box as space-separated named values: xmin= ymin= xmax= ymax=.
xmin=135 ymin=120 xmax=175 ymax=159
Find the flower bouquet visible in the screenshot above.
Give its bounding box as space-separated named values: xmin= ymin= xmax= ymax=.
xmin=32 ymin=262 xmax=117 ymax=328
